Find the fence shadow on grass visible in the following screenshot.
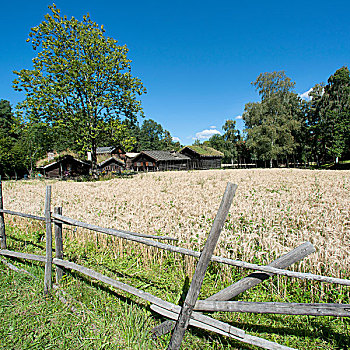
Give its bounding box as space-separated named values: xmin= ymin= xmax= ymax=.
xmin=7 ymin=234 xmax=45 ymax=251
xmin=223 ymin=316 xmax=350 ymax=348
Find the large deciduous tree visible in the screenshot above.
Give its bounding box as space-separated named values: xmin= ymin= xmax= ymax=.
xmin=243 ymin=71 xmax=302 ymax=167
xmin=305 ymin=67 xmax=350 ymax=164
xmin=13 ymin=4 xmax=146 ymax=171
xmin=317 ymin=67 xmax=349 ymax=162
xmin=325 ymin=67 xmax=350 ymax=161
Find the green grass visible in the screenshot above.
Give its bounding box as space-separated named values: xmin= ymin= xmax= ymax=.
xmin=1 ymin=223 xmax=350 ymax=349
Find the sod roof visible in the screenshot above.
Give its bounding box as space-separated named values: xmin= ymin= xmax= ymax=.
xmin=181 ymin=145 xmax=224 ymax=157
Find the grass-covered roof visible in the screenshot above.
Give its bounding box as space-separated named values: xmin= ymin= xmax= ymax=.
xmin=36 ymin=151 xmax=87 ymax=168
xmin=182 ymin=145 xmax=224 ymax=157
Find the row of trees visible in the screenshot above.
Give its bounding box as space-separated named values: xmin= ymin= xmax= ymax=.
xmin=205 ymin=68 xmax=350 ymax=167
xmin=0 ymin=102 xmax=179 ymax=178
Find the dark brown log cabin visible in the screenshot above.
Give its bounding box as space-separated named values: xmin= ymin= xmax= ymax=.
xmin=97 ymin=157 xmax=125 ymax=174
xmin=132 ymin=151 xmax=190 ymax=172
xmin=39 ymin=155 xmax=90 ymax=178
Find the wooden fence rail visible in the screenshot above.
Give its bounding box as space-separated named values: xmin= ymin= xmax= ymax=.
xmin=51 ymin=213 xmax=178 ymax=241
xmin=4 ymin=206 xmax=350 ymax=285
xmin=0 ymin=209 xmax=45 ymax=222
xmin=193 ymin=300 xmax=350 ymax=317
xmin=0 ymin=179 xmax=349 ymax=350
xmin=0 ymin=249 xmax=46 ymax=262
xmin=49 ymin=212 xmax=350 ymax=286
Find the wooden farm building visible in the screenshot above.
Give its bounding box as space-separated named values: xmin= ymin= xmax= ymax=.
xmin=38 ymin=155 xmax=90 ymax=178
xmin=180 ymin=145 xmax=223 ymax=169
xmin=131 ymin=151 xmax=190 ymax=172
xmin=125 ymin=152 xmax=140 ymax=170
xmin=97 ymin=157 xmax=125 ymax=174
xmin=96 ymin=146 xmax=126 ymax=162
xmin=36 ymin=145 xmax=223 ymax=177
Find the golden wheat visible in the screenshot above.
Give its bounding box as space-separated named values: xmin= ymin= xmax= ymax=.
xmin=3 ymin=169 xmax=350 ymax=279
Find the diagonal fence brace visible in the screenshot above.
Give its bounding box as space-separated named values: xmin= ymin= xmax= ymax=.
xmin=167 ymin=182 xmax=238 ymax=350
xmin=151 ymin=241 xmax=315 ymax=338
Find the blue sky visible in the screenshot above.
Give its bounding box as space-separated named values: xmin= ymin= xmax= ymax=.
xmin=1 ymin=1 xmax=349 ymax=145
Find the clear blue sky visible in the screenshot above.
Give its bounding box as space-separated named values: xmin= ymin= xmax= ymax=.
xmin=1 ymin=0 xmax=349 ymax=145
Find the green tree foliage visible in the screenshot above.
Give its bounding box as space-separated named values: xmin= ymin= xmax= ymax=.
xmin=243 ymin=71 xmax=302 ymax=167
xmin=236 ymin=136 xmax=251 ymax=165
xmin=204 ymin=133 xmax=225 ymax=155
xmin=204 ymin=120 xmax=244 ymax=164
xmin=137 ymin=119 xmax=179 ymax=151
xmin=307 ymin=67 xmax=350 ymax=163
xmin=222 ymin=119 xmax=240 ymax=164
xmin=326 ymin=67 xmax=350 ymax=159
xmin=305 ymin=83 xmax=325 ymax=165
xmin=97 ymin=119 xmax=137 ymax=152
xmin=0 ymin=100 xmax=27 ymax=178
xmin=13 ymin=4 xmax=146 ymax=170
xmin=18 ymin=121 xmax=54 ymax=173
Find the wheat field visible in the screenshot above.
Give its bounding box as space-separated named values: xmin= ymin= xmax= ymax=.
xmin=3 ymin=169 xmax=350 ymax=279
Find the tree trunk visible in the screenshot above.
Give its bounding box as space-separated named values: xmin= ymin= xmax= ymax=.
xmin=91 ymin=139 xmax=97 ymax=176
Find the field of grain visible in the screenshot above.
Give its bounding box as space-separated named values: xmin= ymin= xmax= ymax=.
xmin=3 ymin=168 xmax=350 ymax=280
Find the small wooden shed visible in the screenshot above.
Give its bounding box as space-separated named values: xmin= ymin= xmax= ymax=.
xmin=180 ymin=145 xmax=223 ymax=169
xmin=132 ymin=151 xmax=190 ymax=172
xmin=38 ymin=155 xmax=90 ymax=178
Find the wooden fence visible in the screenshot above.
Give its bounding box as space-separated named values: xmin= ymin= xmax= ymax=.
xmin=0 ymin=178 xmax=349 ymax=350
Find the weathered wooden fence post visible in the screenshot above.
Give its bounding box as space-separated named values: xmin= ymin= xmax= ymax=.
xmin=0 ymin=176 xmax=6 ymax=249
xmin=44 ymin=185 xmax=52 ymax=294
xmin=167 ymin=182 xmax=237 ymax=350
xmin=54 ymin=206 xmax=64 ymax=283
